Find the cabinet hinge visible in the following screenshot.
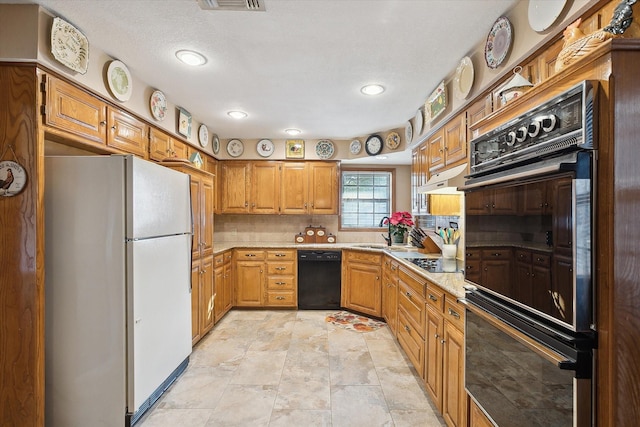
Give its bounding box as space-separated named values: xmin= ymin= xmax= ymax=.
xmin=40 ymin=104 xmax=47 ymax=117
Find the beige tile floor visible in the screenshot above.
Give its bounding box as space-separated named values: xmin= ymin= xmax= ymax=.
xmin=138 ymin=309 xmax=446 ymax=427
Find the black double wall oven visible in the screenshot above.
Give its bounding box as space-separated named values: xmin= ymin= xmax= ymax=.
xmin=461 ymin=81 xmax=597 ymax=426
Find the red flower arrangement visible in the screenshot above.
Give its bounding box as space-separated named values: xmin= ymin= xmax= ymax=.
xmin=383 ymin=211 xmax=414 ymax=237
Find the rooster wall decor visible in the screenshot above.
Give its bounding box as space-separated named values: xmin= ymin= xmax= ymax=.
xmin=555 ymin=0 xmax=638 ymax=72
xmin=0 ymin=160 xmax=27 ymax=197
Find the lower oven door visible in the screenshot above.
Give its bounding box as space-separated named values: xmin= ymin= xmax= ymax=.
xmin=463 ymin=297 xmax=593 ymax=427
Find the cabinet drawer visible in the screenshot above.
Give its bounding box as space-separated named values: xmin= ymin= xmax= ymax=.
xmin=426 ymin=284 xmax=445 ymax=312
xmin=344 ymin=250 xmax=382 ymax=265
xmin=235 ymin=249 xmax=265 ymax=260
xmin=214 ymin=253 xmax=225 ymax=266
xmin=266 ymin=249 xmax=296 ymax=260
xmin=443 ymin=297 xmax=465 ymax=331
xmin=399 ymin=267 xmax=426 ymax=297
xmin=266 ymin=276 xmax=295 ymax=290
xmin=481 ymin=248 xmax=511 ymax=259
xmin=397 ymin=309 xmax=425 ymax=377
xmin=398 ymin=281 xmax=426 ymax=338
xmin=532 ymin=252 xmax=551 ymax=268
xmin=465 ymin=248 xmax=481 ymax=260
xmin=267 ymin=261 xmax=295 ymax=275
xmin=465 ymin=260 xmax=481 ymax=279
xmin=266 ymin=291 xmax=296 ymax=306
xmin=515 ymin=250 xmax=532 ymax=263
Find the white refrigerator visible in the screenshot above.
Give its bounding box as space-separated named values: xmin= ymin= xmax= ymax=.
xmin=45 ymin=155 xmax=193 ymax=426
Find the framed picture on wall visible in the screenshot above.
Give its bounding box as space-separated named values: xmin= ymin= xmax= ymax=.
xmin=177 ymin=107 xmax=192 ymax=138
xmin=285 ymin=139 xmax=305 ymax=159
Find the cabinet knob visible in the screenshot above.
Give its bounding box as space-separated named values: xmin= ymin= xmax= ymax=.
xmin=111 ymin=125 xmax=116 ymax=131
xmin=405 ymin=292 xmax=412 ymax=298
xmin=404 ymin=325 xmax=411 ymax=332
xmin=440 ymin=339 xmax=446 ymax=344
xmin=434 ymin=333 xmax=440 ymax=338
xmin=99 ymin=120 xmax=106 ymax=126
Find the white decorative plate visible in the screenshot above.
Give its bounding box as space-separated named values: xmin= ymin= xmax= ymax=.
xmin=198 ymin=124 xmax=209 ymax=147
xmin=414 ymin=109 xmax=423 ymax=137
xmin=453 ymin=56 xmax=475 ymax=100
xmin=385 ymin=132 xmax=401 ymax=150
xmin=106 ymin=60 xmax=132 ymax=102
xmin=149 ymin=90 xmax=167 ymax=121
xmin=528 ymin=0 xmax=567 ymax=32
xmin=315 ymin=140 xmax=335 ymax=159
xmin=227 ymin=139 xmax=244 ymax=157
xmin=485 ymin=16 xmax=512 ymax=69
xmin=257 ymin=139 xmax=275 ymax=157
xmin=51 ymin=17 xmax=89 ymax=74
xmin=212 ymin=135 xmax=220 ymax=154
xmin=350 ymin=139 xmax=362 ymax=155
xmin=405 ymin=121 xmax=413 ymax=144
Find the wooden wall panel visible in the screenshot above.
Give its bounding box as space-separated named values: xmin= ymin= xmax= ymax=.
xmin=0 ymin=64 xmax=43 ymax=426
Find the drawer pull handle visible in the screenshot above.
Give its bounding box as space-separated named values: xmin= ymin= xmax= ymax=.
xmin=448 ymin=308 xmax=460 ymax=319
xmin=275 ymin=267 xmax=286 ymax=271
xmin=428 ymin=294 xmax=438 ymax=302
xmin=276 ymin=282 xmax=286 ymax=285
xmin=275 ymin=253 xmax=286 ymax=257
xmin=245 ymin=254 xmax=256 ymax=257
xmin=275 ymin=296 xmax=285 ymax=300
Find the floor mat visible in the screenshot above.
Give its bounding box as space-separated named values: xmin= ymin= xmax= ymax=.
xmin=325 ymin=310 xmax=386 ymax=332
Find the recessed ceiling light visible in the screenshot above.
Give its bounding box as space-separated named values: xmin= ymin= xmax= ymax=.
xmin=175 ymin=50 xmax=207 ymax=66
xmin=375 ymin=156 xmax=388 ymax=160
xmin=361 ymin=84 xmax=385 ymax=96
xmin=227 ymin=110 xmax=248 ymax=119
xmin=285 ymin=128 xmax=301 ymax=136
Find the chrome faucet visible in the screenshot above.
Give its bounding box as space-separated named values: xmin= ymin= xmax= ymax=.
xmin=379 ymin=216 xmax=391 ymax=246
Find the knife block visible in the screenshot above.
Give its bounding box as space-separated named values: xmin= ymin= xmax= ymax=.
xmin=417 ymin=236 xmax=441 ymax=254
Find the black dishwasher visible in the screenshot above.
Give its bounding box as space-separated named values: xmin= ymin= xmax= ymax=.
xmin=297 ymin=250 xmax=342 ymax=310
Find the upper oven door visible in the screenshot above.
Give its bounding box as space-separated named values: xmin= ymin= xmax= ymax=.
xmin=462 ymin=151 xmax=594 ymax=332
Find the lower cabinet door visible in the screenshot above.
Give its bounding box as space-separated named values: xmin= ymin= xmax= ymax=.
xmin=442 ymin=321 xmax=466 ymax=427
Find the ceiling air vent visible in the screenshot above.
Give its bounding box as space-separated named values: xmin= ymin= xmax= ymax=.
xmin=197 ymin=0 xmax=265 ymax=11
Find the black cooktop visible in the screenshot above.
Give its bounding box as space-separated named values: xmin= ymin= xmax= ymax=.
xmin=407 ymin=257 xmax=461 ymax=273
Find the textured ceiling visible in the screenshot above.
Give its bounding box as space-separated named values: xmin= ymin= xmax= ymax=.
xmin=4 ymin=0 xmax=519 ymax=163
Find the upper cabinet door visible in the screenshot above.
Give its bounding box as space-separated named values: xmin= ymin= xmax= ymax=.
xmin=280 ymin=162 xmax=309 ymax=214
xmin=107 ymin=107 xmax=148 ymax=158
xmin=220 ymin=162 xmax=251 ymax=213
xmin=251 ymin=161 xmax=280 ymax=214
xmin=45 ymin=75 xmax=107 ymax=145
xmin=308 ymin=162 xmax=338 ymax=214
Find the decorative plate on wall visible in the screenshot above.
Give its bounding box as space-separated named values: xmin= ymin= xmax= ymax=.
xmin=385 ymin=132 xmax=401 ymax=150
xmin=405 ymin=121 xmax=413 ymax=145
xmin=485 ymin=16 xmax=512 ymax=69
xmin=149 ymin=90 xmax=167 ymax=121
xmin=453 ymin=56 xmax=475 ymax=100
xmin=257 ymin=139 xmax=274 ymax=157
xmin=227 ymin=139 xmax=244 ymax=157
xmin=315 ymin=140 xmax=335 ymax=159
xmin=51 ymin=17 xmax=89 ymax=74
xmin=106 ymin=60 xmax=132 ymax=102
xmin=413 ymin=109 xmax=423 ymax=138
xmin=350 ymin=139 xmax=362 ymax=155
xmin=528 ymin=0 xmax=567 ymax=32
xmin=212 ymin=135 xmax=220 ymax=154
xmin=198 ymin=124 xmax=209 ymax=147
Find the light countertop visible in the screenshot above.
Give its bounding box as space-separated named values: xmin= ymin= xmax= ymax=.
xmin=214 ymin=241 xmax=468 ymax=299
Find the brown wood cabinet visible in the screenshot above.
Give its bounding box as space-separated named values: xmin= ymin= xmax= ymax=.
xmin=396 ymin=266 xmax=426 ymax=378
xmin=442 ymin=298 xmax=466 ymax=427
xmin=280 ymin=161 xmax=339 ymax=214
xmin=469 ymin=398 xmax=495 ymax=427
xmin=429 ymin=194 xmax=462 ymax=215
xmin=465 ymin=186 xmax=518 ymax=215
xmin=466 ymin=94 xmax=493 ymax=141
xmin=341 ymin=250 xmax=382 ymax=317
xmin=427 ymin=113 xmax=467 ymax=174
xmin=234 ymin=248 xmax=297 ymax=308
xmin=265 ymin=249 xmax=297 ymax=307
xmin=219 ymin=160 xmax=338 ymax=215
xmin=382 ymin=255 xmax=399 ymax=335
xmin=164 ymin=164 xmax=215 ymax=345
xmin=214 ymin=250 xmax=233 ymax=323
xmin=148 ymin=127 xmax=188 ymax=161
xmin=45 ymin=75 xmax=149 ymax=158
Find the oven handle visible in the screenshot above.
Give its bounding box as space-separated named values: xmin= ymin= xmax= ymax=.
xmin=461 ymin=298 xmax=577 ymax=369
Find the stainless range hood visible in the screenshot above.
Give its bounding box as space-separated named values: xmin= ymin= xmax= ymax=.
xmin=418 ymin=163 xmax=467 ymax=194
